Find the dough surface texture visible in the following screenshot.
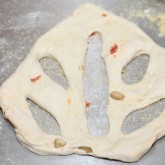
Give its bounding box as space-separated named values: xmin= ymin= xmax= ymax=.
xmin=0 ymin=3 xmax=165 ymax=162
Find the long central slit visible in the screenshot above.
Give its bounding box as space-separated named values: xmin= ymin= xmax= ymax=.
xmin=83 ymin=32 xmax=110 ymax=136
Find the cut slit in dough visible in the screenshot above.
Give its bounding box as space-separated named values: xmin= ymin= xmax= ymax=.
xmin=0 ymin=3 xmax=165 ymax=162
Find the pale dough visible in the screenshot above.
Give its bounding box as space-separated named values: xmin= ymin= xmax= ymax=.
xmin=0 ymin=3 xmax=165 ymax=162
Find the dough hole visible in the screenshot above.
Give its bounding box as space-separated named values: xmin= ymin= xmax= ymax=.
xmin=27 ymin=99 xmax=61 ymax=135
xmin=83 ymin=32 xmax=110 ymax=136
xmin=40 ymin=57 xmax=68 ymax=89
xmin=122 ymin=54 xmax=149 ymax=84
xmin=121 ymin=99 xmax=165 ymax=134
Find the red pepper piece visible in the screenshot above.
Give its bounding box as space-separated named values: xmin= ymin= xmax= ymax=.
xmin=85 ymin=102 xmax=91 ymax=107
xmin=90 ymin=32 xmax=97 ymax=36
xmin=31 ymin=75 xmax=41 ymax=82
xmin=110 ymin=44 xmax=118 ymax=55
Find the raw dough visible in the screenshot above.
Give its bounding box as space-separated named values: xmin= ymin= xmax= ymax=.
xmin=0 ymin=3 xmax=165 ymax=162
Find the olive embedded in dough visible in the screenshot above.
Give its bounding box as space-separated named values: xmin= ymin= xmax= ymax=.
xmin=110 ymin=91 xmax=125 ymax=100
xmin=54 ymin=138 xmax=66 ymax=148
xmin=78 ymin=146 xmax=93 ymax=153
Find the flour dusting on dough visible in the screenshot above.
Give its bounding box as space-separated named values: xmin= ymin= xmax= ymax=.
xmin=128 ymin=9 xmax=165 ymax=36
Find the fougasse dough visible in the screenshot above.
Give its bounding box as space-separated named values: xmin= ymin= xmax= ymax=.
xmin=0 ymin=3 xmax=165 ymax=162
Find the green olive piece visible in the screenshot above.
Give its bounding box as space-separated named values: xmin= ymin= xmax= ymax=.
xmin=110 ymin=91 xmax=125 ymax=100
xmin=78 ymin=146 xmax=93 ymax=153
xmin=54 ymin=138 xmax=66 ymax=148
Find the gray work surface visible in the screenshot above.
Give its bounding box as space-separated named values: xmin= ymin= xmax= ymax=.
xmin=0 ymin=0 xmax=165 ymax=165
